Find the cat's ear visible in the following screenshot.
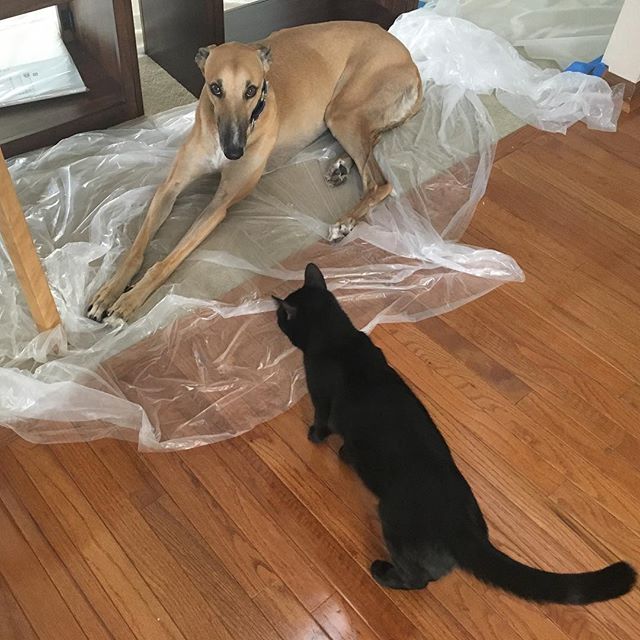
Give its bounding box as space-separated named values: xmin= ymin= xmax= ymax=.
xmin=272 ymin=295 xmax=297 ymax=320
xmin=304 ymin=263 xmax=327 ymax=290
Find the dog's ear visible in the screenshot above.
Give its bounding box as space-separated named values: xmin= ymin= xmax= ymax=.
xmin=304 ymin=263 xmax=327 ymax=290
xmin=257 ymin=45 xmax=272 ymax=70
xmin=195 ymin=45 xmax=215 ymax=72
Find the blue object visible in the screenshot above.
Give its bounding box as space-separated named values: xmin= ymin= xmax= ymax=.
xmin=564 ymin=55 xmax=607 ymax=77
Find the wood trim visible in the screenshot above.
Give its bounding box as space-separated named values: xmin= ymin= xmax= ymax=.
xmin=604 ymin=72 xmax=640 ymax=114
xmin=0 ymin=149 xmax=61 ymax=332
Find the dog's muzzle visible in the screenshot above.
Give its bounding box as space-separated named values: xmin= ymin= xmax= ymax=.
xmin=219 ymin=120 xmax=247 ymax=160
xmin=223 ymin=145 xmax=244 ymax=160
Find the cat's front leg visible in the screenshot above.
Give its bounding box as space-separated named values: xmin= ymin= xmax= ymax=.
xmin=308 ymin=424 xmax=330 ymax=443
xmin=308 ymin=401 xmax=331 ymax=443
xmin=308 ymin=416 xmax=331 ymax=444
xmin=338 ymin=443 xmax=355 ymax=465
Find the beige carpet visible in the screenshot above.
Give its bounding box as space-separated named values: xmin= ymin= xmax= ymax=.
xmin=138 ymin=55 xmax=196 ymax=116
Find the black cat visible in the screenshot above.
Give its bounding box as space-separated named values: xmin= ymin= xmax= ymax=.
xmin=273 ymin=263 xmax=636 ymax=604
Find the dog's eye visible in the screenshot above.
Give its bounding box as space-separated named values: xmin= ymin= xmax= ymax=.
xmin=210 ymin=83 xmax=222 ymax=97
xmin=245 ymin=85 xmax=257 ymax=100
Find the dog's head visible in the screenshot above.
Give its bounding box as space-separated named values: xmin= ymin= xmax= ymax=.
xmin=196 ymin=42 xmax=271 ymax=161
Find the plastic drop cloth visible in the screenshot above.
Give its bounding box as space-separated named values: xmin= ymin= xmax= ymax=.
xmin=1 ymin=80 xmax=525 ymax=449
xmin=390 ymin=8 xmax=622 ymax=134
xmin=0 ymin=7 xmax=86 ymax=108
xmin=433 ymin=0 xmax=624 ymax=69
xmin=4 ymin=5 xmax=621 ymax=451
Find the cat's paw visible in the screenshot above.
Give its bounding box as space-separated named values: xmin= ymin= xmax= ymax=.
xmin=370 ymin=560 xmax=394 ymax=581
xmin=308 ymin=424 xmax=329 ymax=443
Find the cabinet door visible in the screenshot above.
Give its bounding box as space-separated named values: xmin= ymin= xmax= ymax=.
xmin=141 ymin=0 xmax=418 ymax=96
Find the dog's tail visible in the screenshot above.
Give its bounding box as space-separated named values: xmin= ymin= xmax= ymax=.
xmin=455 ymin=537 xmax=636 ymax=605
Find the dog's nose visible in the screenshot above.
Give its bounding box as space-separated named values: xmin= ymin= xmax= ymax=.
xmin=224 ymin=146 xmax=244 ymax=160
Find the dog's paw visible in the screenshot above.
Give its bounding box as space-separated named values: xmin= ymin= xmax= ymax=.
xmin=87 ymin=278 xmax=127 ymax=322
xmin=103 ymin=287 xmax=146 ymax=323
xmin=325 ymin=160 xmax=350 ymax=187
xmin=327 ymin=219 xmax=355 ymax=243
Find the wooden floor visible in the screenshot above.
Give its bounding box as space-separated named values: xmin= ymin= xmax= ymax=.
xmin=2 ymin=111 xmax=640 ymax=640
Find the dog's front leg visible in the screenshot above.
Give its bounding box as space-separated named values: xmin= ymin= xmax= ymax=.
xmin=87 ymin=143 xmax=210 ymax=321
xmin=106 ymin=153 xmax=269 ymax=322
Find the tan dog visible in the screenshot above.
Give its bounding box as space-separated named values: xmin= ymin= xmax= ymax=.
xmin=87 ymin=21 xmax=422 ymax=321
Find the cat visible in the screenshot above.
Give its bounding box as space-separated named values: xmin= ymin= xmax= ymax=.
xmin=273 ymin=262 xmax=636 ymax=604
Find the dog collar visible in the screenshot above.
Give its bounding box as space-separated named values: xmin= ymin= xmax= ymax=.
xmin=250 ymin=81 xmax=268 ymax=125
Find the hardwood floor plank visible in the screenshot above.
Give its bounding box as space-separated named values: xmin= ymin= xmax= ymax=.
xmin=139 ymin=448 xmax=280 ymax=601
xmin=0 ymin=463 xmax=124 ymax=640
xmin=167 ymin=445 xmax=334 ymax=611
xmin=0 ymin=500 xmax=88 ymax=640
xmin=420 ymin=316 xmax=532 ymax=403
xmin=8 ymin=440 xmax=188 ymax=640
xmin=523 ymin=139 xmax=640 ymax=234
xmin=378 ymin=324 xmax=564 ymax=494
xmin=312 ymin=593 xmax=382 ymax=640
xmin=251 ymin=581 xmax=332 ymax=640
xmin=189 ymin=438 xmax=427 ymax=640
xmin=549 ymin=482 xmax=640 ymax=639
xmin=0 ymin=447 xmax=137 ymax=640
xmin=574 ymin=127 xmax=640 ymax=169
xmin=0 ymin=572 xmax=39 ymax=640
xmin=50 ymin=443 xmax=235 ymax=640
xmin=90 ymin=439 xmax=165 ymax=510
xmin=141 ymin=494 xmax=283 ymax=640
xmin=440 ymin=290 xmax=636 ymax=443
xmin=467 ymin=235 xmax=640 ymax=381
xmin=485 ymin=166 xmax=640 ymax=271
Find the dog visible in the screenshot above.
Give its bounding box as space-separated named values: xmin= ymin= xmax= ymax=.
xmin=87 ymin=21 xmax=422 ymax=322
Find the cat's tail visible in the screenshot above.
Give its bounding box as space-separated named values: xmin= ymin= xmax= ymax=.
xmin=455 ymin=537 xmax=636 ymax=604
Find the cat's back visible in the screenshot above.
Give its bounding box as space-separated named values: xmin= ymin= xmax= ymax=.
xmin=334 ymin=332 xmax=454 ymax=460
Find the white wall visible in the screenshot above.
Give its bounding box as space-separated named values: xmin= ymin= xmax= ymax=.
xmin=603 ymin=0 xmax=640 ymax=82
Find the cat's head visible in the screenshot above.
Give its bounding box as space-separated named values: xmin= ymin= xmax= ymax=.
xmin=273 ymin=263 xmax=335 ymax=350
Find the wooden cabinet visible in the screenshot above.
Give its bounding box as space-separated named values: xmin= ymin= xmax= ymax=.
xmin=0 ymin=0 xmax=143 ymax=158
xmin=140 ymin=0 xmax=418 ymax=96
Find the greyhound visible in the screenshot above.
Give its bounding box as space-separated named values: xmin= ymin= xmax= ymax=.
xmin=87 ymin=21 xmax=422 ymax=322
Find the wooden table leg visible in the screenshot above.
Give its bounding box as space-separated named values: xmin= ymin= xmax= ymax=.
xmin=0 ymin=148 xmax=61 ymax=332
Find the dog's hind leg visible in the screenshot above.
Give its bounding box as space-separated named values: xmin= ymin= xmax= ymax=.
xmin=325 ymin=68 xmax=421 ymax=242
xmin=325 ymin=119 xmax=392 ymax=242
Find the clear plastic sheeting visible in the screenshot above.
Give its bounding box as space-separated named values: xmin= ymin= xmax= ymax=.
xmin=0 ymin=78 xmax=524 ymax=449
xmin=391 ymin=8 xmax=623 ymax=133
xmin=0 ymin=7 xmax=86 ymax=108
xmin=434 ymin=0 xmax=624 ymax=69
